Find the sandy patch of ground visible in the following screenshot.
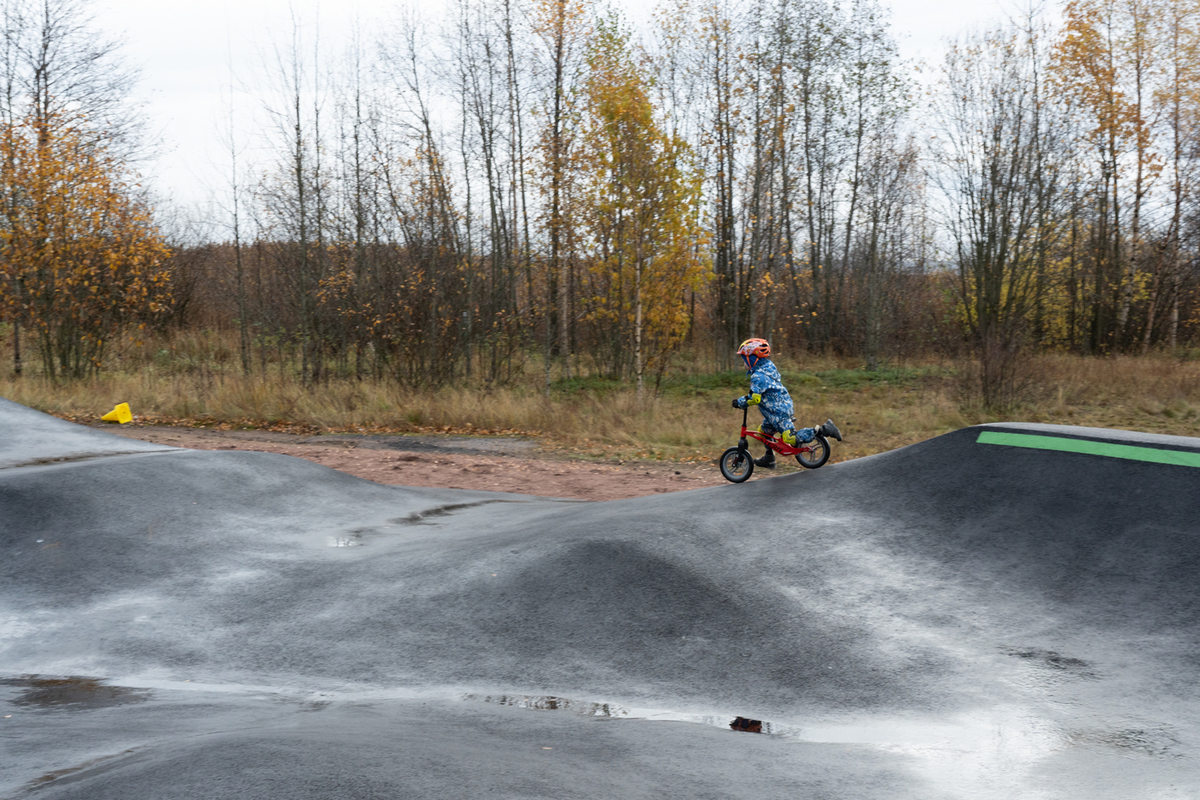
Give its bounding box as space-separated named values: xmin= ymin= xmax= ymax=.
xmin=99 ymin=425 xmax=751 ymax=501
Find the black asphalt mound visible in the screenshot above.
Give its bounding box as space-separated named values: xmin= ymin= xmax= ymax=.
xmin=3 ymin=403 xmax=1200 ymax=798
xmin=838 ymin=424 xmax=1200 ymax=634
xmin=0 ymin=397 xmax=168 ymax=468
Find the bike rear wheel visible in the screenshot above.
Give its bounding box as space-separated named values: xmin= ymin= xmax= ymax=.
xmin=719 ymin=447 xmax=755 ymax=483
xmin=795 ymin=435 xmax=830 ymax=469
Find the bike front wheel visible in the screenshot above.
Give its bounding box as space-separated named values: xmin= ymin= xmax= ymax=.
xmin=719 ymin=447 xmax=755 ymax=483
xmin=795 ymin=435 xmax=830 ymax=469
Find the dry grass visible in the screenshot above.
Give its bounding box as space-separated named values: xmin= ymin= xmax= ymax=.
xmin=4 ymin=328 xmax=1200 ymax=464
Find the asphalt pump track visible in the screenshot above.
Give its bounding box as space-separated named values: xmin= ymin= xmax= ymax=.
xmin=2 ymin=396 xmax=1199 ymax=798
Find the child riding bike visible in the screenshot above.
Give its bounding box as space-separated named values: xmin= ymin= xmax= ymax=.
xmin=732 ymin=338 xmax=840 ymax=468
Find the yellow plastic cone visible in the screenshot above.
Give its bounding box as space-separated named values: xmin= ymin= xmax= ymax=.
xmin=101 ymin=402 xmax=133 ymax=424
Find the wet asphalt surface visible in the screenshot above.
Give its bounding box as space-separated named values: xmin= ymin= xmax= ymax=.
xmin=2 ymin=396 xmax=1200 ymax=798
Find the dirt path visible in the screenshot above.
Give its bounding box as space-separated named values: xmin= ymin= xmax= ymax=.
xmin=99 ymin=425 xmax=741 ymax=500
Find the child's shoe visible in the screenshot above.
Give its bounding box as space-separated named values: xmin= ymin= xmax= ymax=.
xmin=754 ymin=450 xmax=776 ymax=468
xmin=820 ymin=419 xmax=843 ymax=442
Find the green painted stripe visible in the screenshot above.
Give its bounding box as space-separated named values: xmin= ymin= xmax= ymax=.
xmin=976 ymin=430 xmax=1200 ymax=469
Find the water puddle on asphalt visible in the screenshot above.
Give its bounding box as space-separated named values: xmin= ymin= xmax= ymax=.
xmin=1002 ymin=646 xmax=1098 ymax=680
xmin=0 ymin=676 xmax=150 ymax=710
xmin=464 ymin=692 xmax=1087 ymax=785
xmin=27 ymin=750 xmax=140 ymax=789
xmin=465 ymin=693 xmax=1096 ymax=797
xmin=2 ymin=675 xmax=1153 ymax=798
xmin=1 ymin=450 xmax=174 ymax=470
xmin=328 ymin=500 xmax=519 ymax=545
xmin=802 ymin=708 xmax=1076 ymax=800
xmin=463 ymin=693 xmax=794 ymax=735
xmin=392 ymin=500 xmax=511 ymax=526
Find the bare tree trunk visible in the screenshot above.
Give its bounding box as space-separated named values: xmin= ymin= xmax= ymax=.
xmin=1169 ymin=272 xmax=1180 ymax=349
xmin=12 ymin=319 xmax=20 ymax=376
xmin=223 ymin=54 xmax=250 ymax=376
xmin=635 ymin=252 xmax=644 ymax=399
xmin=549 ymin=0 xmax=570 ymax=380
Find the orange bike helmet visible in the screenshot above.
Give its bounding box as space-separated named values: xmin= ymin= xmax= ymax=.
xmin=737 ymin=338 xmax=771 ymax=370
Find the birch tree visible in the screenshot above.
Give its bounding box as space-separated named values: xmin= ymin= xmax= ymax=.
xmin=577 ymin=16 xmax=708 ymax=394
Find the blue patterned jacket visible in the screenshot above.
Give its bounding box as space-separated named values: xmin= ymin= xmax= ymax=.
xmin=735 ymin=359 xmax=794 ymax=429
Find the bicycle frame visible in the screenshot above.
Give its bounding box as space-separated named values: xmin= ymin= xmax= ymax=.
xmin=737 ymin=405 xmax=818 ymax=457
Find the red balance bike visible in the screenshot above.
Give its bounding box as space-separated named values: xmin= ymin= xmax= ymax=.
xmin=719 ymin=406 xmax=842 ymax=483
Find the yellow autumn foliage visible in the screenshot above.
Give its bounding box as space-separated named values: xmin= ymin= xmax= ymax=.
xmin=0 ymin=109 xmax=170 ymax=378
xmin=574 ymin=17 xmax=710 ymax=388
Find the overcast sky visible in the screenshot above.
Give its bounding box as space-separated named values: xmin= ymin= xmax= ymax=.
xmin=90 ymin=0 xmax=1019 ymax=216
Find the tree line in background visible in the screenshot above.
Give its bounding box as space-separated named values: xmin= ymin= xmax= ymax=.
xmin=3 ymin=0 xmax=1200 ymax=407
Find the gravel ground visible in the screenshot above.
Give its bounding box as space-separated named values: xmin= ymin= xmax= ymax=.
xmin=97 ymin=425 xmax=739 ymax=500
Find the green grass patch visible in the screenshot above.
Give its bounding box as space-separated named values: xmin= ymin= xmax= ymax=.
xmin=550 ymin=365 xmax=935 ymax=398
xmin=801 ymin=365 xmax=950 ymax=390
xmin=659 ymin=369 xmax=749 ymax=395
xmin=552 ymin=369 xmax=750 ymax=397
xmin=549 ymin=375 xmax=627 ymax=395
